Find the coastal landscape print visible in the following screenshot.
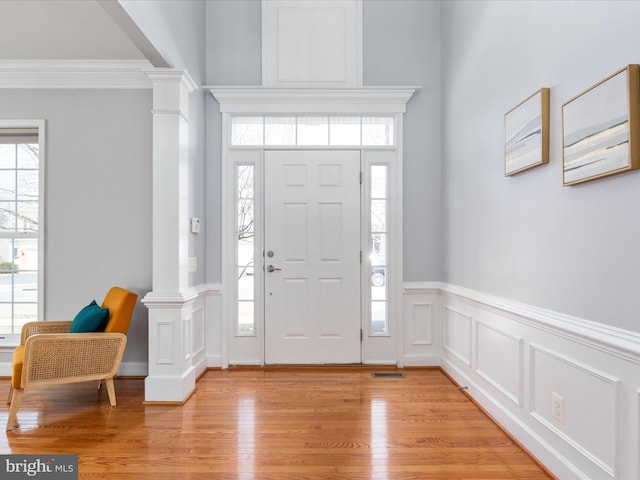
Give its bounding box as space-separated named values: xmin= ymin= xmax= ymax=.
xmin=505 ymin=88 xmax=549 ymax=175
xmin=562 ymin=65 xmax=639 ymax=185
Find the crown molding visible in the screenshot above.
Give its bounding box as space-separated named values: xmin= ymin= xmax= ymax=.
xmin=206 ymin=86 xmax=420 ymax=114
xmin=0 ymin=59 xmax=154 ymax=89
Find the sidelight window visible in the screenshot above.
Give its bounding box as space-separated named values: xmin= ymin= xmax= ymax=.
xmin=370 ymin=165 xmax=388 ymax=335
xmin=236 ymin=165 xmax=255 ymax=335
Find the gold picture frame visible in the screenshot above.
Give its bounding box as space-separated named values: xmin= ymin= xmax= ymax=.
xmin=504 ymin=88 xmax=550 ymax=176
xmin=562 ymin=64 xmax=640 ymax=185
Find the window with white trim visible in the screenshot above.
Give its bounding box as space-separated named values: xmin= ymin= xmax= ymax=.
xmin=0 ymin=127 xmax=42 ymax=338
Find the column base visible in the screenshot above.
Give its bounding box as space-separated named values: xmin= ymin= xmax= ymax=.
xmin=144 ymin=366 xmax=196 ymax=403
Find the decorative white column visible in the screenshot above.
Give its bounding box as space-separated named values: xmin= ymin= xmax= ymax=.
xmin=142 ymin=69 xmax=198 ymax=402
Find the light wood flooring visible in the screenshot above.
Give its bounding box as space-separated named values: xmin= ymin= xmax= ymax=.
xmin=0 ymin=367 xmax=554 ymax=479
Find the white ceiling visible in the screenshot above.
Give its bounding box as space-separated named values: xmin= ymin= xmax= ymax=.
xmin=0 ymin=0 xmax=144 ymax=60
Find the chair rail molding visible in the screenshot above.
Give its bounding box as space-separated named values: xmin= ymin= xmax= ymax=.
xmin=440 ymin=283 xmax=640 ymax=362
xmin=403 ymin=281 xmax=444 ymax=366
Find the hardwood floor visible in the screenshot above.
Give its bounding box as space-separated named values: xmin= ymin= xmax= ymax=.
xmin=0 ymin=367 xmax=553 ymax=479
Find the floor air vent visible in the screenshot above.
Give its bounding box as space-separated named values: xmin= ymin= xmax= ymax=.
xmin=371 ymin=372 xmax=405 ymax=378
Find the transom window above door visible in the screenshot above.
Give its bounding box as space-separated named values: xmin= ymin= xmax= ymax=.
xmin=231 ymin=115 xmax=394 ymax=146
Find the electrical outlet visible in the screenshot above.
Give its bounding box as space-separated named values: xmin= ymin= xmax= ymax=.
xmin=551 ymin=392 xmax=564 ymax=424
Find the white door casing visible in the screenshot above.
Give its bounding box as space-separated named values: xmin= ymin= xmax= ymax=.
xmin=264 ymin=150 xmax=361 ymax=364
xmin=209 ymin=87 xmax=416 ymax=368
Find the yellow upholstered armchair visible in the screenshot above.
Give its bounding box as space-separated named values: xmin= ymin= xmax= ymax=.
xmin=6 ymin=286 xmax=138 ymax=431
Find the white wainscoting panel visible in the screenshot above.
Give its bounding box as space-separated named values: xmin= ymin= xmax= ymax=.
xmin=204 ymin=284 xmax=222 ymax=368
xmin=529 ymin=344 xmax=620 ymax=478
xmin=411 ymin=303 xmax=433 ymax=345
xmin=184 ymin=315 xmax=192 ymax=362
xmin=192 ymin=301 xmax=205 ymax=358
xmin=191 ymin=295 xmax=207 ymax=377
xmin=156 ymin=321 xmax=174 ymax=364
xmin=402 ymin=283 xmax=441 ymax=366
xmin=476 ymin=321 xmax=523 ymax=406
xmin=439 ymin=283 xmax=640 ymax=480
xmin=443 ymin=304 xmax=472 ymax=366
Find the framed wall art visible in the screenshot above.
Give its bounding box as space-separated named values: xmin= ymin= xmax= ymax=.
xmin=562 ymin=64 xmax=640 ymax=185
xmin=504 ymin=88 xmax=550 ymax=176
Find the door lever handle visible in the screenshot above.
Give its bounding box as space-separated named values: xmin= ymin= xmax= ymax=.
xmin=266 ymin=265 xmax=282 ymax=273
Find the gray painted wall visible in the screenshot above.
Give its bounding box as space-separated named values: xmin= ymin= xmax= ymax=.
xmin=0 ymin=89 xmax=153 ymax=365
xmin=206 ymin=0 xmax=262 ymax=86
xmin=363 ymin=0 xmax=442 ymax=281
xmin=441 ymin=0 xmax=640 ymax=331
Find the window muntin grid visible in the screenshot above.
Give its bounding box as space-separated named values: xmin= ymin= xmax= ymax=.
xmin=370 ymin=165 xmax=388 ymax=335
xmin=0 ymin=137 xmax=39 ymax=336
xmin=231 ymin=116 xmax=394 ymax=146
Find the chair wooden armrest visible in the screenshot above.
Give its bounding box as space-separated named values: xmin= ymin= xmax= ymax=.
xmin=20 ymin=321 xmax=72 ymax=345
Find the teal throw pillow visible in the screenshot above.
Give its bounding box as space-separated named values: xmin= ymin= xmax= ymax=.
xmin=70 ymin=300 xmax=110 ymax=333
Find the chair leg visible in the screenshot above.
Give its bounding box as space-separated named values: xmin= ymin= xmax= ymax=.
xmin=6 ymin=388 xmax=23 ymax=431
xmin=105 ymin=378 xmax=117 ymax=407
xmin=6 ymin=385 xmax=13 ymax=405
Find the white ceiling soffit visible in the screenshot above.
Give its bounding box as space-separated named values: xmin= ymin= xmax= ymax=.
xmin=0 ymin=0 xmax=145 ymax=60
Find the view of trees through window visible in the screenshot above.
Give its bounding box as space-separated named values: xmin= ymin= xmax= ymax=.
xmin=0 ymin=131 xmax=39 ymax=335
xmin=237 ymin=165 xmax=255 ymax=335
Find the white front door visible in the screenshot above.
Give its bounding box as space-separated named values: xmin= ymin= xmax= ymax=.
xmin=264 ymin=150 xmax=361 ymax=364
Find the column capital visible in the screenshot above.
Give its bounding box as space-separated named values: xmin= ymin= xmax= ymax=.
xmin=145 ymin=68 xmax=198 ymax=117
